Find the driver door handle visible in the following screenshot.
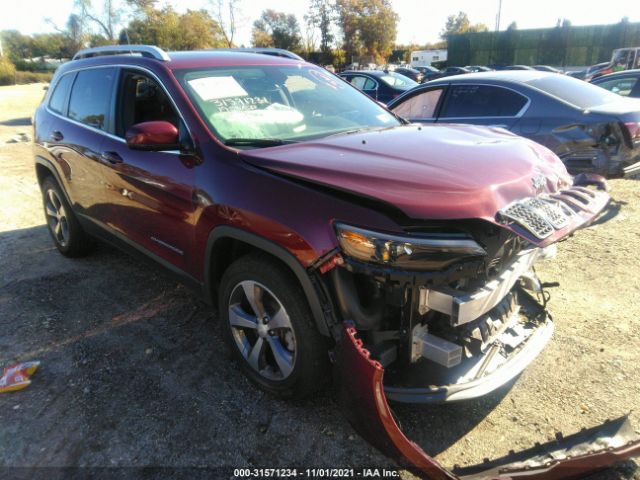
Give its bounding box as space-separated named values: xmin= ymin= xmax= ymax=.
xmin=101 ymin=151 xmax=123 ymax=164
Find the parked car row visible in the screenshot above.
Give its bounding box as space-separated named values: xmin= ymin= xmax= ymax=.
xmin=343 ymin=67 xmax=640 ymax=177
xmin=33 ymin=45 xmax=640 ymax=478
xmin=379 ymin=64 xmax=566 ymax=86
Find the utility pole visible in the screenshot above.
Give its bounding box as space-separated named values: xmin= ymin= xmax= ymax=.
xmin=495 ymin=0 xmax=503 ymax=32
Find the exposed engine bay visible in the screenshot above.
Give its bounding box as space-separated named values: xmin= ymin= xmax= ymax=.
xmin=327 ymin=226 xmax=557 ymax=403
xmin=322 ymin=182 xmax=613 ymax=401
xmin=318 ymin=176 xmax=640 ymax=477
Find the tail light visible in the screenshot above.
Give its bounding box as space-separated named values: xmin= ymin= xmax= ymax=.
xmin=624 ymin=121 xmax=640 ymax=145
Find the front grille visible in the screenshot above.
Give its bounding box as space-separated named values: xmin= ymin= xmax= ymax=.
xmin=500 ymin=202 xmax=554 ymax=239
xmin=498 ymin=186 xmax=607 ymax=239
xmin=525 ymin=198 xmax=571 ymax=229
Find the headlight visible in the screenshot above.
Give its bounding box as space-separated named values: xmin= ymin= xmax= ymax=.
xmin=335 ymin=223 xmax=486 ymax=270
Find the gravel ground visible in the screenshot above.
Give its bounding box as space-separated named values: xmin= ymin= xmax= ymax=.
xmin=0 ymin=84 xmax=638 ymax=479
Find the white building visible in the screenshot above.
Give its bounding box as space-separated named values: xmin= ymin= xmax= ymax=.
xmin=410 ymin=49 xmax=447 ymax=68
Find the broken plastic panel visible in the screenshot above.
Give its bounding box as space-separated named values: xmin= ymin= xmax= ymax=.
xmin=333 ymin=322 xmax=640 ymax=479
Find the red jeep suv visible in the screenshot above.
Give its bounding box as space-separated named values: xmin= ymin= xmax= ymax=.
xmin=35 ymin=45 xmax=632 ymax=477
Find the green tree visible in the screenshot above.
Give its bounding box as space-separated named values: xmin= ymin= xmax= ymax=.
xmin=121 ymin=7 xmax=225 ymax=50
xmin=32 ymin=33 xmax=67 ymax=59
xmin=440 ymin=11 xmax=488 ymax=39
xmin=251 ymin=10 xmax=302 ymax=52
xmin=179 ymin=10 xmax=226 ymax=50
xmin=0 ymin=30 xmax=34 ymax=62
xmin=335 ymin=0 xmax=398 ymax=64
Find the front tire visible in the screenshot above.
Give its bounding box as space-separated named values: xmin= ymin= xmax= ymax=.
xmin=41 ymin=176 xmax=94 ymax=257
xmin=219 ymin=253 xmax=330 ymax=398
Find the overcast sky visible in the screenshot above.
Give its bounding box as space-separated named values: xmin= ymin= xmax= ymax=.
xmin=3 ymin=0 xmax=638 ymax=46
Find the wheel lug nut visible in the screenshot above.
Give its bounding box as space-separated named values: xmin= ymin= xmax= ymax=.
xmin=268 ymin=330 xmax=275 ymax=336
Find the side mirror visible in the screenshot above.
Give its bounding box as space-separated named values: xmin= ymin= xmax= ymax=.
xmin=125 ymin=121 xmax=179 ymax=151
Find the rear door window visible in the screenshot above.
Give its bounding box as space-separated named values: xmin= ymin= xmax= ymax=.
xmin=391 ymin=88 xmax=444 ymax=119
xmin=48 ymin=73 xmax=75 ymax=115
xmin=441 ymin=84 xmax=528 ymax=118
xmin=68 ymin=68 xmax=117 ymax=131
xmin=350 ymin=76 xmax=375 ymax=90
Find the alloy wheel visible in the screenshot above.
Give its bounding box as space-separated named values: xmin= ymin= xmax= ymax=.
xmin=227 ymin=280 xmax=297 ymax=380
xmin=45 ymin=189 xmax=69 ymax=247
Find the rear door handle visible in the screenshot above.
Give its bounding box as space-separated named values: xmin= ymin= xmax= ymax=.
xmin=50 ymin=130 xmax=64 ymax=141
xmin=101 ymin=151 xmax=123 ymax=164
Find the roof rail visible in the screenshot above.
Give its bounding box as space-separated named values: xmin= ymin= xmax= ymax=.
xmin=72 ymin=45 xmax=170 ymax=62
xmin=213 ymin=48 xmax=304 ymax=61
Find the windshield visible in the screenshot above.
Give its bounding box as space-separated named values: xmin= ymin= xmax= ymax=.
xmin=379 ymin=72 xmax=418 ymax=89
xmin=175 ymin=65 xmax=400 ymax=145
xmin=525 ymin=74 xmax=624 ymax=109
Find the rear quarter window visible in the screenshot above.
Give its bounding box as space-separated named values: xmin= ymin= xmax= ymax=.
xmin=68 ymin=68 xmax=117 ymax=131
xmin=48 ymin=73 xmax=75 ymax=115
xmin=526 ymin=75 xmax=622 ymax=109
xmin=595 ymin=77 xmax=638 ymax=97
xmin=441 ymin=85 xmax=528 ymax=118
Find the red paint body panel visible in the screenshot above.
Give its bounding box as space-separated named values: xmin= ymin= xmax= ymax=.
xmin=333 ymin=323 xmax=457 ymax=480
xmin=125 ymin=120 xmax=179 ymax=147
xmin=242 ymin=125 xmax=610 ymax=247
xmin=243 ymin=124 xmax=572 ymax=222
xmin=334 ymin=323 xmax=640 ymax=480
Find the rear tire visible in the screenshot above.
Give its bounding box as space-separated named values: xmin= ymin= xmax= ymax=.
xmin=219 ymin=253 xmax=330 ymax=398
xmin=41 ymin=176 xmax=94 ymax=257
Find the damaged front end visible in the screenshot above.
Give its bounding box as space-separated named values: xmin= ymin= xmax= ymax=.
xmin=324 ymin=178 xmax=640 ymax=476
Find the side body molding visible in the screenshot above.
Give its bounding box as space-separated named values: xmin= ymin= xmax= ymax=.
xmin=205 ymin=226 xmax=331 ymax=336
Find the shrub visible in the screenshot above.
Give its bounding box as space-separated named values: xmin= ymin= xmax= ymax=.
xmin=14 ymin=70 xmax=52 ymax=84
xmin=0 ymin=57 xmax=17 ymax=86
xmin=14 ymin=60 xmax=53 ymax=72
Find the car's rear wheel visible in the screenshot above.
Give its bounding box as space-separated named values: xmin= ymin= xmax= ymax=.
xmin=41 ymin=176 xmax=94 ymax=257
xmin=219 ymin=253 xmax=330 ymax=398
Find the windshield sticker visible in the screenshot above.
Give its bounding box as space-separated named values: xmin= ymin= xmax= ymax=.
xmin=212 ymin=96 xmax=270 ymax=112
xmin=187 ymin=76 xmax=248 ymax=101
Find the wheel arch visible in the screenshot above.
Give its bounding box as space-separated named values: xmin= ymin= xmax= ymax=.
xmin=34 ymin=156 xmax=72 ymax=205
xmin=205 ymin=226 xmax=331 ymax=337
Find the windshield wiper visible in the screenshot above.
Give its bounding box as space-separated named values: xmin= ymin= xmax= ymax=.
xmin=223 ymin=138 xmax=297 ymax=147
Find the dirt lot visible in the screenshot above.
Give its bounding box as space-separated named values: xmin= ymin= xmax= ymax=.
xmin=0 ymin=83 xmax=638 ymax=479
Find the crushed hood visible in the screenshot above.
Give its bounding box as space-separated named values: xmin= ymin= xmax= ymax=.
xmin=241 ymin=124 xmax=573 ymax=222
xmin=242 ymin=124 xmax=610 ymax=247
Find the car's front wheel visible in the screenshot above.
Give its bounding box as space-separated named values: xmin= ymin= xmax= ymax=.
xmin=41 ymin=176 xmax=94 ymax=257
xmin=219 ymin=253 xmax=330 ymax=398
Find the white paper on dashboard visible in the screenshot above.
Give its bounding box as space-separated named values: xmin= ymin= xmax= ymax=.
xmin=187 ymin=76 xmax=248 ymax=101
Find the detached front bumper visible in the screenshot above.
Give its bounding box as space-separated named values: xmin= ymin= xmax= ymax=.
xmin=385 ymin=315 xmax=554 ymax=403
xmin=333 ymin=322 xmax=640 ymax=479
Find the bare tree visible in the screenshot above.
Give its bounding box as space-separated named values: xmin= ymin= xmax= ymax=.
xmin=302 ymin=12 xmax=319 ymax=57
xmin=211 ymin=0 xmax=241 ymax=48
xmin=75 ymin=0 xmax=120 ymax=42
